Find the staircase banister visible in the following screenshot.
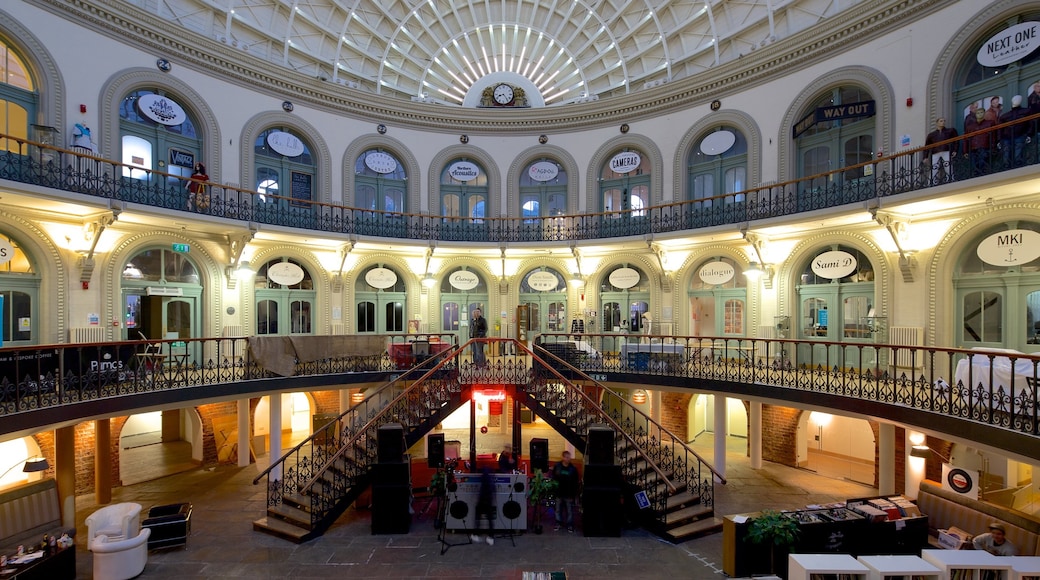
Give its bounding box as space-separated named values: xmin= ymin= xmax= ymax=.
xmin=527 ymin=342 xmax=679 ymax=493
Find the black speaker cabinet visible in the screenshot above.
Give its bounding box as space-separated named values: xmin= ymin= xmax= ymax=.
xmin=582 ymin=485 xmax=622 ymax=537
xmin=529 ymin=438 xmax=549 ymax=472
xmin=583 ymin=464 xmax=623 ymax=489
xmin=371 ymin=462 xmax=410 ymax=487
xmin=377 ymin=423 xmax=406 ymax=463
xmin=586 ymin=425 xmax=615 ymax=465
xmin=371 ymin=483 xmax=411 ymax=534
xmin=427 ymin=433 xmax=445 ymax=468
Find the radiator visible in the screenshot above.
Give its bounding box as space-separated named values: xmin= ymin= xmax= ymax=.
xmin=890 ymin=326 xmax=924 ymax=369
xmin=69 ymin=326 xmax=106 ymax=343
xmin=221 ymin=325 xmax=243 ymax=337
xmin=331 ymin=323 xmax=346 ymax=335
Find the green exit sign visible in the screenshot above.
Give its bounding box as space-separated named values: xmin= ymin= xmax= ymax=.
xmin=171 ymin=243 xmax=190 ymax=253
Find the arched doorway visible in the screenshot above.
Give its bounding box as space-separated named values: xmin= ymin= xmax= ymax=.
xmin=796 ymin=411 xmax=875 ymax=486
xmin=118 ymin=408 xmax=202 ymax=485
xmin=253 ymin=393 xmax=315 ymax=455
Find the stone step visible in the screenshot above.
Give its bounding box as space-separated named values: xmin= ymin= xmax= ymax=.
xmin=665 ymin=515 xmax=723 ymax=542
xmin=268 ymin=502 xmax=314 ymax=528
xmin=664 ymin=503 xmax=712 ymax=526
xmin=666 ymin=490 xmax=700 ymax=510
xmin=252 ymin=516 xmax=315 ymax=544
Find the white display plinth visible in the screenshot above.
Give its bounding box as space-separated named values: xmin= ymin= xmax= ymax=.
xmin=789 ymin=554 xmax=868 ymax=580
xmin=858 ymin=555 xmax=941 ymax=580
xmin=1009 ymin=556 xmax=1040 ymax=580
xmin=921 ymin=549 xmax=1012 ymax=580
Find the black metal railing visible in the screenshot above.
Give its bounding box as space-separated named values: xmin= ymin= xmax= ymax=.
xmin=3 ymin=112 xmax=1038 ymax=243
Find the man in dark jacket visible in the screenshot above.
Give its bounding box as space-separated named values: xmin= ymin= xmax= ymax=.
xmin=470 ymin=308 xmax=488 ymax=366
xmin=924 ymin=117 xmax=958 ymax=184
xmin=999 ymin=95 xmax=1030 ymax=168
xmin=551 ymin=451 xmax=580 ymax=532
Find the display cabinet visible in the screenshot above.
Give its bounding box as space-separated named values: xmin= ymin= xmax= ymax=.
xmin=920 ymin=549 xmax=1011 ymax=580
xmin=1009 ymin=556 xmax=1040 ymax=580
xmin=858 ymin=555 xmax=941 ymax=580
xmin=789 ymin=553 xmax=868 ymax=580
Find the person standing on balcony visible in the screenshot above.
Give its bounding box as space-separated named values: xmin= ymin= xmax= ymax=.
xmin=186 ymin=162 xmax=210 ymax=211
xmin=984 ymin=96 xmax=1003 ymax=124
xmin=998 ymin=95 xmax=1030 ymax=168
xmin=965 ymin=107 xmax=995 ymax=177
xmin=470 ymin=308 xmax=488 ymax=366
xmin=925 ymin=117 xmax=958 ymax=184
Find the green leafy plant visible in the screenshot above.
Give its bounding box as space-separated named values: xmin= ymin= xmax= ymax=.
xmin=745 ymin=510 xmax=800 ymax=574
xmin=527 ymin=469 xmax=559 ymax=534
xmin=429 ymin=470 xmax=446 ymax=497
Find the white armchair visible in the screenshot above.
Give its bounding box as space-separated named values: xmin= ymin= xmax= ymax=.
xmin=90 ymin=527 xmax=150 ymax=580
xmin=86 ymin=502 xmax=142 ymax=550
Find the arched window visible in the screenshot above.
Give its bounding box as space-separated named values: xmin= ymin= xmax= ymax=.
xmin=795 ymin=245 xmax=876 ymax=365
xmin=254 ymin=127 xmax=316 ymax=207
xmin=119 ymin=90 xmax=201 ymax=198
xmin=519 ymin=267 xmax=568 ymax=333
xmin=0 ymin=232 xmax=39 ymax=345
xmin=356 ymin=264 xmax=406 ymax=334
xmin=794 ymin=86 xmax=875 ymax=181
xmin=954 ymin=221 xmax=1040 ymax=352
xmin=438 ymin=268 xmax=488 ymax=342
xmin=121 ymin=247 xmax=202 ymax=363
xmin=600 ymin=148 xmax=650 ymax=218
xmin=254 ymin=258 xmax=315 ymax=335
xmin=688 ymin=128 xmax=748 ymax=206
xmin=355 ymin=149 xmax=406 ymax=214
xmin=600 ymin=264 xmax=651 ymax=354
xmin=440 ymin=158 xmax=487 ymax=222
xmin=0 ymin=40 xmax=34 ymax=152
xmin=953 ymin=14 xmax=1040 ymax=134
xmin=520 ymin=159 xmax=568 ymax=222
xmin=688 ymin=257 xmax=747 ymax=336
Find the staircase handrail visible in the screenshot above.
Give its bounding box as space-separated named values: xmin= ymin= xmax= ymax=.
xmin=250 ymin=343 xmax=461 ymax=486
xmin=528 ymin=342 xmax=680 ymax=492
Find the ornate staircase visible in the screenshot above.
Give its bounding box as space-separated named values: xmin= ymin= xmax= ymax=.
xmin=252 ymin=339 xmax=724 ymax=544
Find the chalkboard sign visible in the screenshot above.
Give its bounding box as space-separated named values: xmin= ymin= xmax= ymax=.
xmin=290 ymin=171 xmax=312 ymax=207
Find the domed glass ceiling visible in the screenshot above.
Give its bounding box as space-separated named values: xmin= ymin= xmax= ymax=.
xmin=140 ymin=0 xmax=862 ymax=107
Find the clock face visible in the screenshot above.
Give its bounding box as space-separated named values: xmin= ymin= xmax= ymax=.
xmin=493 ymin=84 xmax=514 ymax=105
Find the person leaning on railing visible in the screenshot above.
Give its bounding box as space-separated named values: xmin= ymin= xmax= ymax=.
xmin=965 ymin=108 xmax=996 ymax=177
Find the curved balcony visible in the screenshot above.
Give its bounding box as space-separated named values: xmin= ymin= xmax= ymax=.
xmin=3 ymin=114 xmax=1037 ymax=243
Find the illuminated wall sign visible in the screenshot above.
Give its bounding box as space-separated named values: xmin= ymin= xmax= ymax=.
xmin=449 ymin=270 xmax=479 ymax=290
xmin=168 ymin=148 xmax=194 ymax=168
xmin=267 ymin=131 xmax=305 ymax=158
xmin=268 ymin=262 xmax=306 ymax=286
xmin=364 ymin=267 xmax=398 ymax=289
xmin=447 ymin=161 xmax=481 ymax=182
xmin=609 ymin=151 xmax=641 ymax=174
xmin=137 ymin=94 xmax=187 ymax=126
xmin=608 ymin=267 xmax=640 ymax=289
xmin=976 ymin=229 xmax=1040 ymax=266
xmin=698 ymin=262 xmax=735 ymax=285
xmin=0 ymin=239 xmax=13 ymax=265
xmin=793 ymin=100 xmax=876 ymax=138
xmin=811 ymin=250 xmax=858 ymax=279
xmin=146 ymin=287 xmax=184 ymax=296
xmin=527 ymin=271 xmax=559 ymax=292
xmin=364 ymin=151 xmax=398 ymax=174
xmin=528 ymin=161 xmax=559 ymax=182
xmin=171 ymin=243 xmax=190 ymax=253
xmin=977 ymin=21 xmax=1040 ymax=67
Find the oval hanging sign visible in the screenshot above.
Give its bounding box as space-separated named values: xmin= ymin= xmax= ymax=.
xmin=364 ymin=267 xmax=398 ymax=289
xmin=448 ymin=161 xmax=480 ymax=182
xmin=977 ymin=21 xmax=1040 ymax=68
xmin=527 ymin=271 xmax=559 ymax=292
xmin=698 ymin=262 xmax=735 ymax=285
xmin=700 ymin=130 xmax=736 ymax=155
xmin=364 ymin=151 xmax=398 ymax=174
xmin=528 ymin=161 xmax=559 ymax=182
xmin=811 ymin=250 xmax=858 ymax=279
xmin=609 ymin=151 xmax=641 ymax=174
xmin=0 ymin=239 xmax=13 ymax=265
xmin=608 ymin=267 xmax=640 ymax=289
xmin=267 ymin=261 xmax=305 ymax=286
xmin=448 ymin=270 xmax=480 ymax=290
xmin=137 ymin=93 xmax=187 ymax=126
xmin=977 ymin=229 xmax=1040 ymax=266
xmin=267 ymin=131 xmax=305 ymax=158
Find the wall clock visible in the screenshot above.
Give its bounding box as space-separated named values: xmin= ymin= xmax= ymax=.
xmin=493 ymin=83 xmax=514 ymax=105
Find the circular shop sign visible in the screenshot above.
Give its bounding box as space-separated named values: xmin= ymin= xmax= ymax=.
xmin=608 ymin=151 xmax=641 ymax=175
xmin=608 ymin=267 xmax=640 ymax=289
xmin=447 ymin=161 xmax=480 ymax=182
xmin=976 ymin=229 xmax=1040 ymax=266
xmin=364 ymin=151 xmax=398 ymax=174
xmin=137 ymin=93 xmax=187 ymax=126
xmin=946 ymin=468 xmax=974 ymax=494
xmin=448 ymin=270 xmax=479 ymax=291
xmin=699 ymin=130 xmax=736 ymax=155
xmin=527 ymin=271 xmax=559 ymax=292
xmin=267 ymin=131 xmax=305 ymax=158
xmin=364 ymin=267 xmax=398 ymax=289
xmin=698 ymin=262 xmax=735 ymax=285
xmin=811 ymin=250 xmax=858 ymax=280
xmin=977 ymin=22 xmax=1040 ymax=68
xmin=267 ymin=262 xmax=305 ymax=286
xmin=527 ymin=161 xmax=559 ymax=182
xmin=0 ymin=238 xmax=13 ymax=266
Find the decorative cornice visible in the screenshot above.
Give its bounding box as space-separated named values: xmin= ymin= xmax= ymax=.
xmin=26 ymin=0 xmax=948 ymax=135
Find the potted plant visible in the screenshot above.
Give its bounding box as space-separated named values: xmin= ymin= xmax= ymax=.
xmin=744 ymin=509 xmax=800 ymax=576
xmin=527 ymin=469 xmax=558 ymax=534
